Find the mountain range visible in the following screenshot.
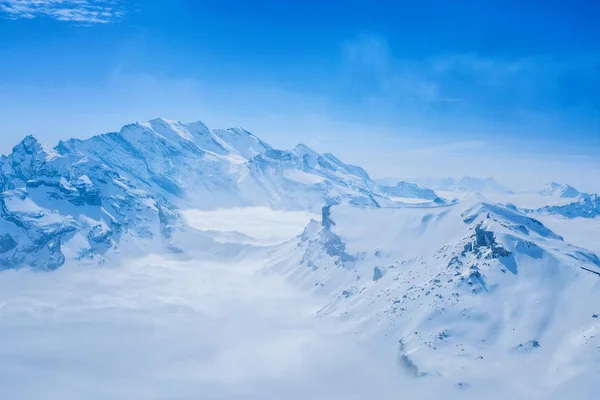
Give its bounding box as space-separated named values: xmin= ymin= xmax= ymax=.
xmin=1 ymin=118 xmax=599 ymax=397
xmin=407 ymin=176 xmax=513 ymax=194
xmin=0 ymin=118 xmax=442 ymax=270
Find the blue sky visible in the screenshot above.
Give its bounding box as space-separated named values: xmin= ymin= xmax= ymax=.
xmin=1 ymin=0 xmax=599 ymax=189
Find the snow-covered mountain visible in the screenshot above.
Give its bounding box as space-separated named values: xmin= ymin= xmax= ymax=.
xmin=538 ymin=182 xmax=580 ymax=198
xmin=1 ymin=118 xmax=599 ymax=398
xmin=378 ymin=180 xmax=440 ymax=201
xmin=54 ymin=118 xmax=403 ymax=210
xmin=0 ymin=118 xmax=422 ymax=270
xmin=265 ymin=194 xmax=600 ymax=391
xmin=540 ymin=193 xmax=600 ymax=218
xmin=0 ymin=133 xmax=225 ymax=270
xmin=515 ymin=183 xmax=600 ymax=219
xmin=456 ymin=176 xmax=512 ymax=193
xmin=409 ymin=176 xmax=512 ymax=194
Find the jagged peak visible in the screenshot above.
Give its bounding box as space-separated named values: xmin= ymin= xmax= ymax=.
xmin=228 ymin=127 xmax=272 ymax=145
xmin=322 ymin=152 xmax=371 ymax=179
xmin=538 ymin=181 xmax=580 ymax=198
xmin=460 ymin=175 xmax=495 ymax=181
xmin=212 ymin=126 xmax=272 ymax=158
xmin=458 ymin=175 xmax=500 ymax=187
xmin=460 ymin=191 xmax=492 ymax=203
xmin=11 ymin=134 xmax=59 ymax=159
xmin=14 ymin=134 xmax=42 ymax=149
xmin=118 ymin=121 xmax=144 ymax=133
xmin=456 ymin=175 xmax=511 ymax=193
xmin=292 ymin=143 xmax=319 ymax=154
xmin=227 ymin=126 xmax=251 ymax=135
xmin=55 ymin=139 xmax=80 ymax=155
xmin=185 ymin=120 xmax=211 ymax=132
xmin=148 ymin=117 xmax=179 ymax=125
xmin=214 ymin=126 xmax=263 ymax=140
xmin=458 ymin=195 xmax=563 ymax=240
xmin=390 ymin=180 xmax=416 ymax=188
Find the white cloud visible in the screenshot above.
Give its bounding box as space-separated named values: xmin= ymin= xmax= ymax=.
xmin=341 ymin=34 xmax=600 ymax=113
xmin=182 ymin=207 xmax=319 ymax=245
xmin=0 ymin=0 xmax=125 ymax=23
xmin=0 ymin=256 xmax=440 ymax=399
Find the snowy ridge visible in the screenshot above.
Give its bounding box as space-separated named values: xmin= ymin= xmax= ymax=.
xmin=265 ymin=195 xmax=600 ymax=390
xmin=409 ymin=176 xmax=512 ymax=193
xmin=538 ymin=182 xmax=581 ymax=198
xmin=539 ymin=193 xmax=600 ymax=218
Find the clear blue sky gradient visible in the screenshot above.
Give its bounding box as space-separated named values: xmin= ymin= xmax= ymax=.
xmin=1 ymin=0 xmax=599 ymax=188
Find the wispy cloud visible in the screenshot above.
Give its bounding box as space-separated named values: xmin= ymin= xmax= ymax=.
xmin=0 ymin=0 xmax=125 ymax=24
xmin=408 ymin=140 xmax=488 ymax=156
xmin=341 ymin=33 xmax=600 ymax=118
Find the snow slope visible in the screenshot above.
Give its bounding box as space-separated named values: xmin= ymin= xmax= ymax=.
xmin=265 ymin=195 xmax=600 ymax=397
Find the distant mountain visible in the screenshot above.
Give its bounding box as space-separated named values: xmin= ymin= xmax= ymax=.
xmin=538 ymin=182 xmax=580 ymax=198
xmin=373 ymin=177 xmax=403 ymax=187
xmin=456 ymin=176 xmax=512 ymax=193
xmin=378 ymin=181 xmax=439 ymax=200
xmin=409 ymin=176 xmax=512 ymax=193
xmin=540 ymin=193 xmax=600 ymax=218
xmin=404 ymin=177 xmax=457 ymax=191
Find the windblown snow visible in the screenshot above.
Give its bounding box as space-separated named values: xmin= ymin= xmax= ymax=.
xmin=0 ymin=118 xmax=599 ymax=399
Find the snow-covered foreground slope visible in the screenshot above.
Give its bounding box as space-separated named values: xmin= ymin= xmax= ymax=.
xmin=264 ymin=195 xmax=600 ymax=398
xmin=1 ymin=250 xmax=594 ymax=399
xmin=535 ymin=214 xmax=600 ymax=256
xmin=0 ymin=253 xmax=506 ymax=400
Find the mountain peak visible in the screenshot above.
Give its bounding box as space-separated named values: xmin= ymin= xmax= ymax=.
xmin=228 ymin=126 xmax=251 ymax=134
xmin=14 ymin=134 xmax=42 ymax=149
xmin=12 ymin=134 xmax=59 ymax=159
xmin=148 ymin=117 xmax=177 ymax=125
xmin=538 ymin=182 xmax=580 ymax=198
xmin=212 ymin=127 xmax=272 ymax=159
xmin=292 ymin=143 xmax=318 ymax=155
xmin=185 ymin=120 xmax=210 ymax=132
xmin=457 ymin=176 xmax=511 ymax=193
